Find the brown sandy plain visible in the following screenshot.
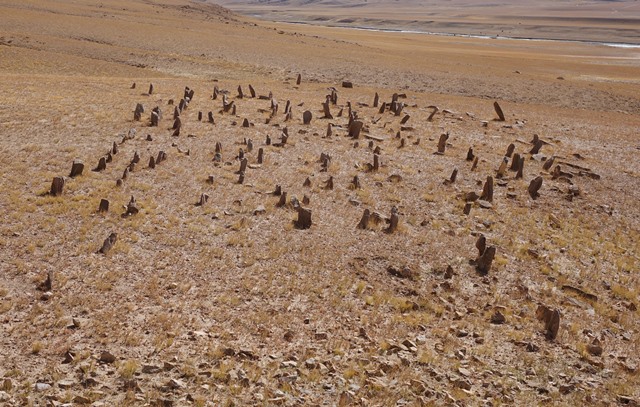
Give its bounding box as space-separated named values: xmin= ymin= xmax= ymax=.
xmin=0 ymin=0 xmax=639 ymax=406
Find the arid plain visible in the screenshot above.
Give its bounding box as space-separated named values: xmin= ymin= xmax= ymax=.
xmin=0 ymin=0 xmax=639 ymax=406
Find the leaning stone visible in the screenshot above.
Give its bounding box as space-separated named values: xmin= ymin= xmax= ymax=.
xmin=97 ymin=232 xmax=117 ymax=254
xmin=493 ymin=101 xmax=505 ymax=121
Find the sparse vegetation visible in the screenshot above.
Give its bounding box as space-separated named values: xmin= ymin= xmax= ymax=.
xmin=0 ymin=0 xmax=638 ymax=405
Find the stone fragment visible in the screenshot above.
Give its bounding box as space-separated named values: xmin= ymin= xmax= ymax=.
xmin=99 ymin=351 xmax=116 ymax=363
xmin=491 ymin=310 xmax=506 ymax=324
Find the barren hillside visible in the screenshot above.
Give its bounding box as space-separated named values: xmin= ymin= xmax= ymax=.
xmin=0 ymin=0 xmax=639 ymax=406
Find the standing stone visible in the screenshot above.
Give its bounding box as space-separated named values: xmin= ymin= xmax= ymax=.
xmin=528 ymin=176 xmax=543 ymax=199
xmin=385 ymin=207 xmax=399 ymax=234
xmin=322 ymin=100 xmax=333 ymax=119
xmin=480 ymin=176 xmax=494 ymax=202
xmin=237 ymin=85 xmax=244 ymax=99
xmin=148 ymin=83 xmax=154 ymax=95
xmin=516 ymin=156 xmax=525 ymax=179
xmin=350 ymin=175 xmax=361 ymax=190
xmin=295 ymin=207 xmax=312 ymax=229
xmin=50 ymin=177 xmax=65 ymax=196
xmin=150 ymin=107 xmax=160 ymax=127
xmin=466 ymin=147 xmax=475 ymax=161
xmin=471 ymin=156 xmax=479 ymax=171
xmin=476 ymin=235 xmax=486 ymax=257
xmin=303 ymin=110 xmax=312 ymax=125
xmin=238 ymin=158 xmax=248 ymax=175
xmin=348 ymin=120 xmax=363 ymax=139
xmin=257 ymin=148 xmax=264 ymax=164
xmin=296 ymin=74 xmax=302 ymax=85
xmin=536 ymin=305 xmax=561 ymax=341
xmin=208 ymin=111 xmax=215 ymax=123
xmin=477 ymin=246 xmax=496 ymax=275
xmin=134 ymin=103 xmax=144 ymax=121
xmin=249 ymin=84 xmax=256 ymax=98
xmin=98 ymin=199 xmax=109 ymax=213
xmin=196 ymin=193 xmax=209 ymax=207
xmin=497 ymin=157 xmax=509 ymax=178
xmin=445 ymin=168 xmax=458 ymax=185
xmin=357 ymin=209 xmax=370 ymax=229
xmin=463 ymin=203 xmax=472 ymax=215
xmin=276 ymin=191 xmax=288 ymax=208
xmin=493 ymin=101 xmax=505 ymax=121
xmin=505 ymin=143 xmax=515 ymax=158
xmin=510 ymin=153 xmax=521 ymax=171
xmin=69 ymin=160 xmax=84 ymax=178
xmin=373 ymin=154 xmax=380 ymax=171
xmin=242 ymin=118 xmax=250 ymax=128
xmin=373 ymin=92 xmax=379 ymax=108
xmin=93 ymin=157 xmax=107 ymax=172
xmin=198 ymin=111 xmax=202 ymax=121
xmin=148 ymin=156 xmax=156 ymax=169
